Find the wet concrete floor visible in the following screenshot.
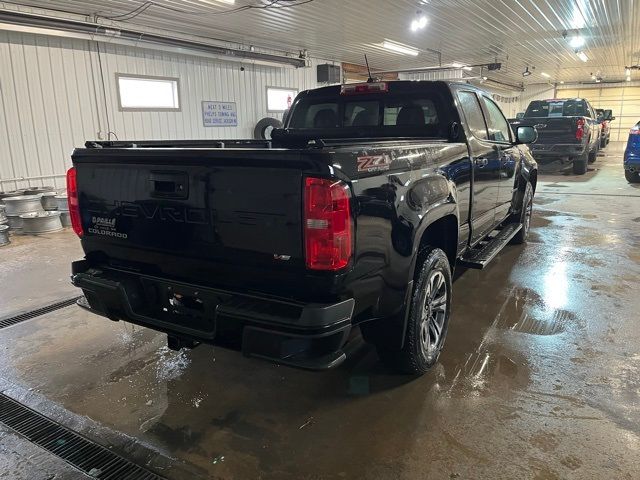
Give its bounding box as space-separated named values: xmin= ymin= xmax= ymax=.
xmin=0 ymin=142 xmax=639 ymax=479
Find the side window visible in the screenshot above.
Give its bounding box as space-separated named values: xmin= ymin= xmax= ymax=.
xmin=482 ymin=96 xmax=511 ymax=143
xmin=458 ymin=91 xmax=488 ymax=140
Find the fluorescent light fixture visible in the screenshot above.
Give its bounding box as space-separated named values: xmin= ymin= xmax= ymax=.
xmin=199 ymin=0 xmax=236 ymax=4
xmin=382 ymin=40 xmax=419 ymax=56
xmin=576 ymin=51 xmax=589 ymax=62
xmin=451 ymin=62 xmax=464 ymax=68
xmin=411 ymin=15 xmax=428 ymax=31
xmin=463 ymin=66 xmax=473 ymax=71
xmin=560 ymin=81 xmax=565 ymax=84
xmin=540 ymin=72 xmax=551 ymax=78
xmin=568 ymin=35 xmax=585 ymax=49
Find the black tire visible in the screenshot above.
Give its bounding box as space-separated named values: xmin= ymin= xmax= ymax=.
xmin=600 ymin=137 xmax=606 ymax=149
xmin=625 ymin=170 xmax=640 ymax=183
xmin=376 ymin=247 xmax=452 ymax=375
xmin=588 ymin=143 xmax=598 ymax=164
xmin=253 ymin=117 xmax=283 ymax=140
xmin=573 ymin=151 xmax=588 ymax=174
xmin=510 ymin=182 xmax=533 ymax=245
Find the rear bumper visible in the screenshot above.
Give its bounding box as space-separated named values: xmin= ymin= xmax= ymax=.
xmin=530 ymin=143 xmax=586 ymax=159
xmin=71 ymin=260 xmax=353 ymax=370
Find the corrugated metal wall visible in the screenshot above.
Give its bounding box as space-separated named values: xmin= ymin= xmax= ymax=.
xmin=491 ymin=83 xmax=556 ymax=119
xmin=0 ymin=30 xmax=324 ymax=191
xmin=557 ymin=83 xmax=640 ymax=141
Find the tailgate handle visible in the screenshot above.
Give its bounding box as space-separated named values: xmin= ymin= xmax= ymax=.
xmin=149 ymin=171 xmax=188 ymax=199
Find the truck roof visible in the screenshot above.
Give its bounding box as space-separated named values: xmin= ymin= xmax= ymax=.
xmin=299 ymin=79 xmax=487 ymax=98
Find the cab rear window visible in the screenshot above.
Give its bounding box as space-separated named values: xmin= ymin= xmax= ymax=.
xmin=288 ymin=93 xmax=445 ymax=137
xmin=525 ymin=100 xmax=589 ymax=118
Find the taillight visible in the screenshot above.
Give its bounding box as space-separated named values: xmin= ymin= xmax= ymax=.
xmin=66 ymin=167 xmax=83 ymax=237
xmin=304 ymin=177 xmax=352 ymax=271
xmin=340 ymin=82 xmax=388 ymax=95
xmin=576 ymin=118 xmax=585 ymax=140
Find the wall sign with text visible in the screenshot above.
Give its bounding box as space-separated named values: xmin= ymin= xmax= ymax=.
xmin=202 ymin=101 xmax=238 ymax=127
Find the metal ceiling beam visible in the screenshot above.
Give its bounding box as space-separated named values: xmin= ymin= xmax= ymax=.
xmin=0 ymin=10 xmax=306 ymax=68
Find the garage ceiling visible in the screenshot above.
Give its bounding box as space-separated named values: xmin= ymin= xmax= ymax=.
xmin=5 ymin=0 xmax=640 ymax=86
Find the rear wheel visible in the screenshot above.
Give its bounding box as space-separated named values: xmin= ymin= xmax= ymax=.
xmin=600 ymin=137 xmax=606 ymax=149
xmin=588 ymin=143 xmax=598 ymax=163
xmin=573 ymin=151 xmax=588 ymax=174
xmin=376 ymin=247 xmax=452 ymax=375
xmin=510 ymin=182 xmax=533 ymax=245
xmin=625 ymin=170 xmax=640 ymax=183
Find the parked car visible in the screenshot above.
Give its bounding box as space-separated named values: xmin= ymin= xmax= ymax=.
xmin=624 ymin=120 xmax=640 ymax=183
xmin=68 ymin=80 xmax=538 ymax=375
xmin=596 ymin=108 xmax=615 ymax=148
xmin=514 ymin=98 xmax=601 ymax=175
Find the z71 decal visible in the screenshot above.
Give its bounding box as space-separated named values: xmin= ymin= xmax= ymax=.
xmin=357 ymin=154 xmax=392 ymax=173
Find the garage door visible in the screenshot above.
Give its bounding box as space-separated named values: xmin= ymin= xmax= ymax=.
xmin=557 ymin=85 xmax=640 ymax=141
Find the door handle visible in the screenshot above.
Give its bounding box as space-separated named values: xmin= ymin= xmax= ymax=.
xmin=475 ymin=157 xmax=488 ymax=168
xmin=149 ymin=171 xmax=189 ymax=199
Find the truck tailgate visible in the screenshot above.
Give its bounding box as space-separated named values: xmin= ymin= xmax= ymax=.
xmin=74 ymin=149 xmax=308 ymax=287
xmin=519 ymin=117 xmax=580 ymax=145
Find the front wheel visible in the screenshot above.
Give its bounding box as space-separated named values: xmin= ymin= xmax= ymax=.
xmin=510 ymin=181 xmax=533 ymax=245
xmin=600 ymin=137 xmax=606 ymax=149
xmin=626 ymin=170 xmax=640 ymax=183
xmin=376 ymin=247 xmax=452 ymax=375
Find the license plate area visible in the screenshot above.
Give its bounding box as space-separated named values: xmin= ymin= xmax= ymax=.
xmin=141 ymin=279 xmax=219 ymax=333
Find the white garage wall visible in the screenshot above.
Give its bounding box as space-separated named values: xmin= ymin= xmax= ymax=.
xmin=557 ymin=82 xmax=640 ymax=141
xmin=491 ymin=83 xmax=556 ymax=119
xmin=0 ymin=29 xmax=329 ymax=191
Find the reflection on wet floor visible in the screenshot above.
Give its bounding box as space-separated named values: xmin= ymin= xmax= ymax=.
xmin=1 ymin=144 xmax=640 ymax=479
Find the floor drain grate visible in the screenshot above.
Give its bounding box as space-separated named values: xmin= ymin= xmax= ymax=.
xmin=0 ymin=393 xmax=165 ymax=479
xmin=0 ymin=296 xmax=82 ymax=330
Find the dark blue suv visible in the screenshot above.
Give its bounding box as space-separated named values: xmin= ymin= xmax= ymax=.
xmin=625 ymin=121 xmax=640 ymax=183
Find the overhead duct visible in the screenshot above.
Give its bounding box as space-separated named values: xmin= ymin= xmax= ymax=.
xmin=0 ymin=10 xmax=306 ymax=68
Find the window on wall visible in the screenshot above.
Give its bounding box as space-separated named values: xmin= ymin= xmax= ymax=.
xmin=267 ymin=87 xmax=298 ymax=112
xmin=116 ymin=74 xmax=180 ymax=111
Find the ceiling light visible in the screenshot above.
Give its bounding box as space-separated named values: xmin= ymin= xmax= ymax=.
xmin=540 ymin=72 xmax=550 ymax=78
xmin=568 ymin=35 xmax=585 ymax=49
xmin=451 ymin=62 xmax=464 ymax=68
xmin=595 ymin=78 xmax=601 ymax=83
xmin=199 ymin=0 xmax=236 ymax=4
xmin=411 ymin=15 xmax=428 ymax=32
xmin=463 ymin=66 xmax=473 ymax=71
xmin=522 ymin=67 xmax=532 ymax=77
xmin=482 ymin=76 xmax=488 ymax=81
xmin=591 ymin=74 xmax=596 ymax=80
xmin=560 ymin=81 xmax=565 ymax=84
xmin=626 ymin=68 xmax=632 ymax=76
xmin=627 ymin=76 xmax=632 ymax=82
xmin=576 ymin=51 xmax=589 ymax=62
xmin=382 ymin=40 xmax=419 ymax=56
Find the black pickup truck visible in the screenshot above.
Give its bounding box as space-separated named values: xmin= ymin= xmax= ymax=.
xmin=69 ymin=81 xmax=537 ymax=375
xmin=510 ymin=98 xmax=600 ymax=175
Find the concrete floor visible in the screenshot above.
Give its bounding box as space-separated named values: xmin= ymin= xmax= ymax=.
xmin=1 ymin=142 xmax=639 ymax=480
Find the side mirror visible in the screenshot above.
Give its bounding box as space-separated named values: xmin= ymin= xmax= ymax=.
xmin=515 ymin=112 xmax=525 ymax=120
xmin=515 ymin=125 xmax=537 ymax=145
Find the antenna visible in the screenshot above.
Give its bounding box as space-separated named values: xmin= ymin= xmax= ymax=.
xmin=364 ymin=54 xmax=374 ymax=83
